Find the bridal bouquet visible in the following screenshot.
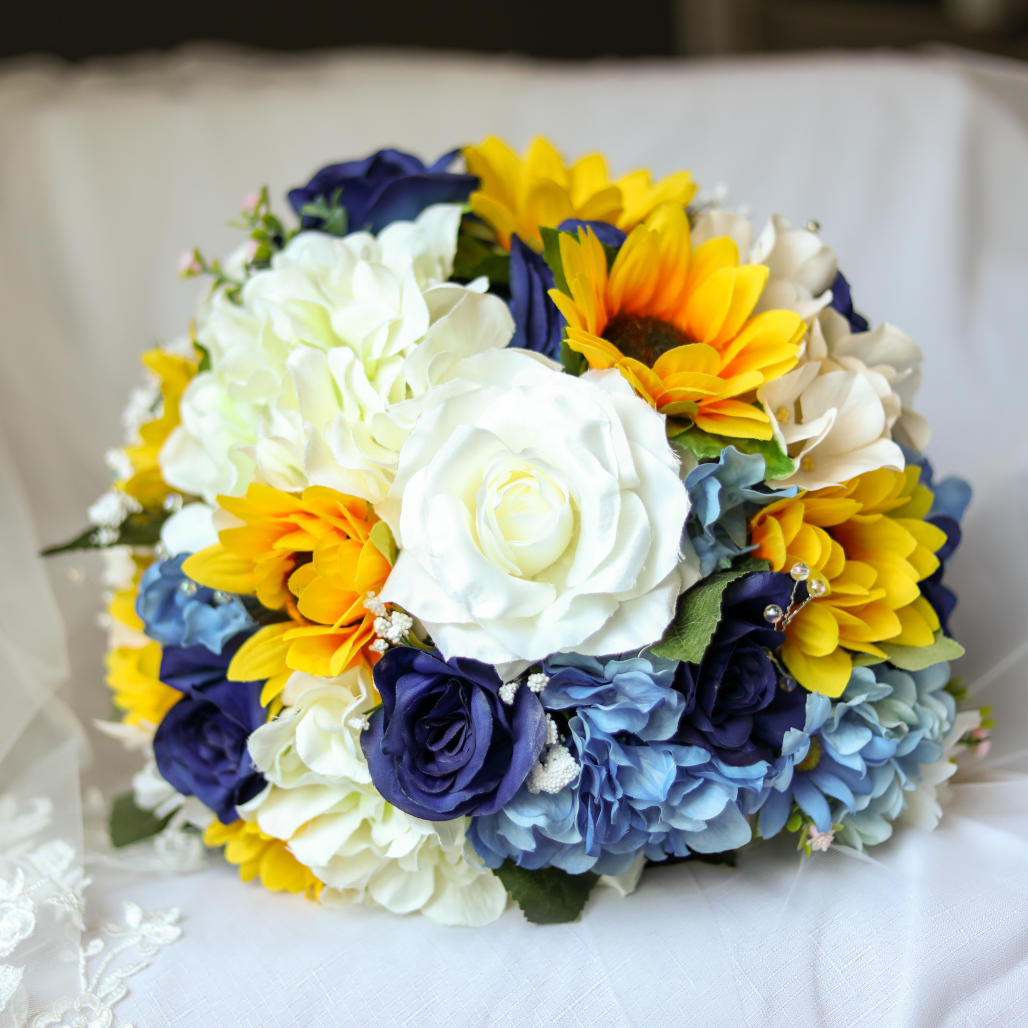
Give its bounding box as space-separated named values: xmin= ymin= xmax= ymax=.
xmin=52 ymin=138 xmax=984 ymax=925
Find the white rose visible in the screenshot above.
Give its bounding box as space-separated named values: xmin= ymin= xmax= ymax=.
xmin=378 ymin=349 xmax=692 ymax=670
xmin=243 ymin=668 xmax=506 ymax=926
xmin=160 ymin=204 xmax=513 ymax=505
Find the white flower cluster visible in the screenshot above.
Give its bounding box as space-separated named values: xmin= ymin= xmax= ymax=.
xmin=161 ymin=205 xmax=514 ymax=506
xmin=242 ymin=669 xmax=507 ymax=926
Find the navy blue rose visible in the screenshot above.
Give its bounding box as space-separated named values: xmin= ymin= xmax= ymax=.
xmin=829 ymin=271 xmax=870 ymax=333
xmin=152 ymin=636 xmax=266 ymax=823
xmin=903 ymin=454 xmax=972 ymax=634
xmin=287 ymin=148 xmax=477 ymax=235
xmin=673 ymin=572 xmax=807 ymax=766
xmin=362 ymin=647 xmax=547 ymax=821
xmin=137 ymin=553 xmax=254 ymax=655
xmin=508 ymin=236 xmax=563 ymax=360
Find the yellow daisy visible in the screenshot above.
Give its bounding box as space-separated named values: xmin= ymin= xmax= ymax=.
xmin=183 ymin=483 xmax=391 ymax=690
xmin=549 ymin=204 xmax=805 ymax=439
xmin=749 ymin=466 xmax=948 ymax=698
xmin=463 ymin=135 xmax=697 ymax=250
xmin=204 ymin=819 xmax=323 ymax=899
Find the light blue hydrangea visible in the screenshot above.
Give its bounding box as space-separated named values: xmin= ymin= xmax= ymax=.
xmin=684 ymin=447 xmax=796 ymax=575
xmin=751 ymin=662 xmax=957 ymax=846
xmin=467 ymin=653 xmax=768 ymax=875
xmin=136 ymin=553 xmax=254 ymax=655
xmin=833 ymin=661 xmax=956 ymax=849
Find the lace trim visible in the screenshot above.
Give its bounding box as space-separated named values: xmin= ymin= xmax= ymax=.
xmin=0 ymin=794 xmax=181 ymax=1028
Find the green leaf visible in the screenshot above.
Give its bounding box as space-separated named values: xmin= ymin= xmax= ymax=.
xmin=558 ymin=335 xmax=588 ymax=377
xmin=669 ymin=425 xmax=796 ymax=480
xmin=539 ymin=226 xmax=570 ymax=295
xmin=494 ymin=861 xmax=598 ymax=924
xmin=650 ymin=557 xmax=770 ymax=663
xmin=109 ymin=792 xmax=173 ymax=848
xmin=300 ymin=188 xmax=348 ymax=236
xmin=194 ymin=341 xmax=212 ymax=373
xmin=879 ymin=631 xmax=966 ymax=671
xmin=369 ymin=520 xmax=398 ymax=566
xmin=452 ymin=232 xmax=510 ymax=285
xmin=41 ymin=507 xmax=170 ymax=557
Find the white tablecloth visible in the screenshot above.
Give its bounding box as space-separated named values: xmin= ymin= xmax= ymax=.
xmin=1 ymin=44 xmax=1026 ymax=1027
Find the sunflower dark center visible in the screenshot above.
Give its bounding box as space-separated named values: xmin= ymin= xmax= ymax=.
xmin=604 ymin=314 xmax=691 ymax=367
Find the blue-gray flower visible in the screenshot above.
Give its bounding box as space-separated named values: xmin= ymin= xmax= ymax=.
xmin=685 ymin=447 xmax=795 ymax=575
xmin=137 ymin=554 xmax=254 ymax=655
xmin=362 ymin=647 xmax=547 ymax=821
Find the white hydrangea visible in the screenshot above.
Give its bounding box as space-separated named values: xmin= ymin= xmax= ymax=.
xmin=242 ymin=668 xmax=507 ymax=926
xmin=160 ymin=204 xmax=514 ymax=506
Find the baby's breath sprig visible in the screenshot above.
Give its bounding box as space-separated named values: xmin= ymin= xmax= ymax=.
xmin=364 ymin=592 xmax=430 ymax=653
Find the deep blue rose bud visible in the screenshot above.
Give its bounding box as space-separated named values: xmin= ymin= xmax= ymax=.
xmin=152 ymin=636 xmax=267 ymax=823
xmin=362 ymin=647 xmax=547 ymax=821
xmin=674 ymin=572 xmax=807 ymax=766
xmin=288 ymin=148 xmax=477 ymax=235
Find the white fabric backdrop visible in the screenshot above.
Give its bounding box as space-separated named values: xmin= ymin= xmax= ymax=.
xmin=1 ymin=44 xmax=1026 ymax=1026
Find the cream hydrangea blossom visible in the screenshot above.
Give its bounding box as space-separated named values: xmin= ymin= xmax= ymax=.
xmin=756 ymin=308 xmax=909 ymax=490
xmin=242 ymin=668 xmax=507 ymax=926
xmin=692 ymin=210 xmax=837 ymax=321
xmin=160 ymin=205 xmax=514 ymax=505
xmin=378 ymin=348 xmax=694 ymax=670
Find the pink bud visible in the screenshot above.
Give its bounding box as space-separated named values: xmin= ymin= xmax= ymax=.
xmin=245 ymin=239 xmax=260 ymax=263
xmin=242 ymin=190 xmax=262 ymax=215
xmin=177 ymin=250 xmax=202 ymax=276
xmin=807 ymin=824 xmax=834 ymax=852
xmin=974 ymin=739 xmax=992 ymax=759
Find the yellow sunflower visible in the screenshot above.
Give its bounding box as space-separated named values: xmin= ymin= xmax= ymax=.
xmin=183 ymin=483 xmax=391 ymax=694
xmin=549 ymin=204 xmax=806 ymax=439
xmin=204 ymin=819 xmax=323 ymax=899
xmin=463 ymin=135 xmax=697 ymax=250
xmin=749 ymin=466 xmax=948 ymax=697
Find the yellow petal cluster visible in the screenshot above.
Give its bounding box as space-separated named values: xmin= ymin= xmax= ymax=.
xmin=549 ymin=205 xmax=805 ymax=439
xmin=463 ymin=136 xmax=697 ymax=251
xmin=183 ymin=484 xmax=391 ymax=692
xmin=749 ymin=466 xmax=948 ymax=698
xmin=105 ymin=639 xmax=181 ymax=730
xmin=203 ymin=819 xmax=323 ymax=899
xmin=118 ymin=346 xmax=197 ymax=508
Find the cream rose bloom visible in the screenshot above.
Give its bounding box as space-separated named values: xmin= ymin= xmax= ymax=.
xmin=243 ymin=668 xmax=507 ymax=926
xmin=758 ymin=308 xmax=908 ymax=490
xmin=160 ymin=204 xmax=513 ymax=505
xmin=377 ymin=349 xmax=693 ymax=669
